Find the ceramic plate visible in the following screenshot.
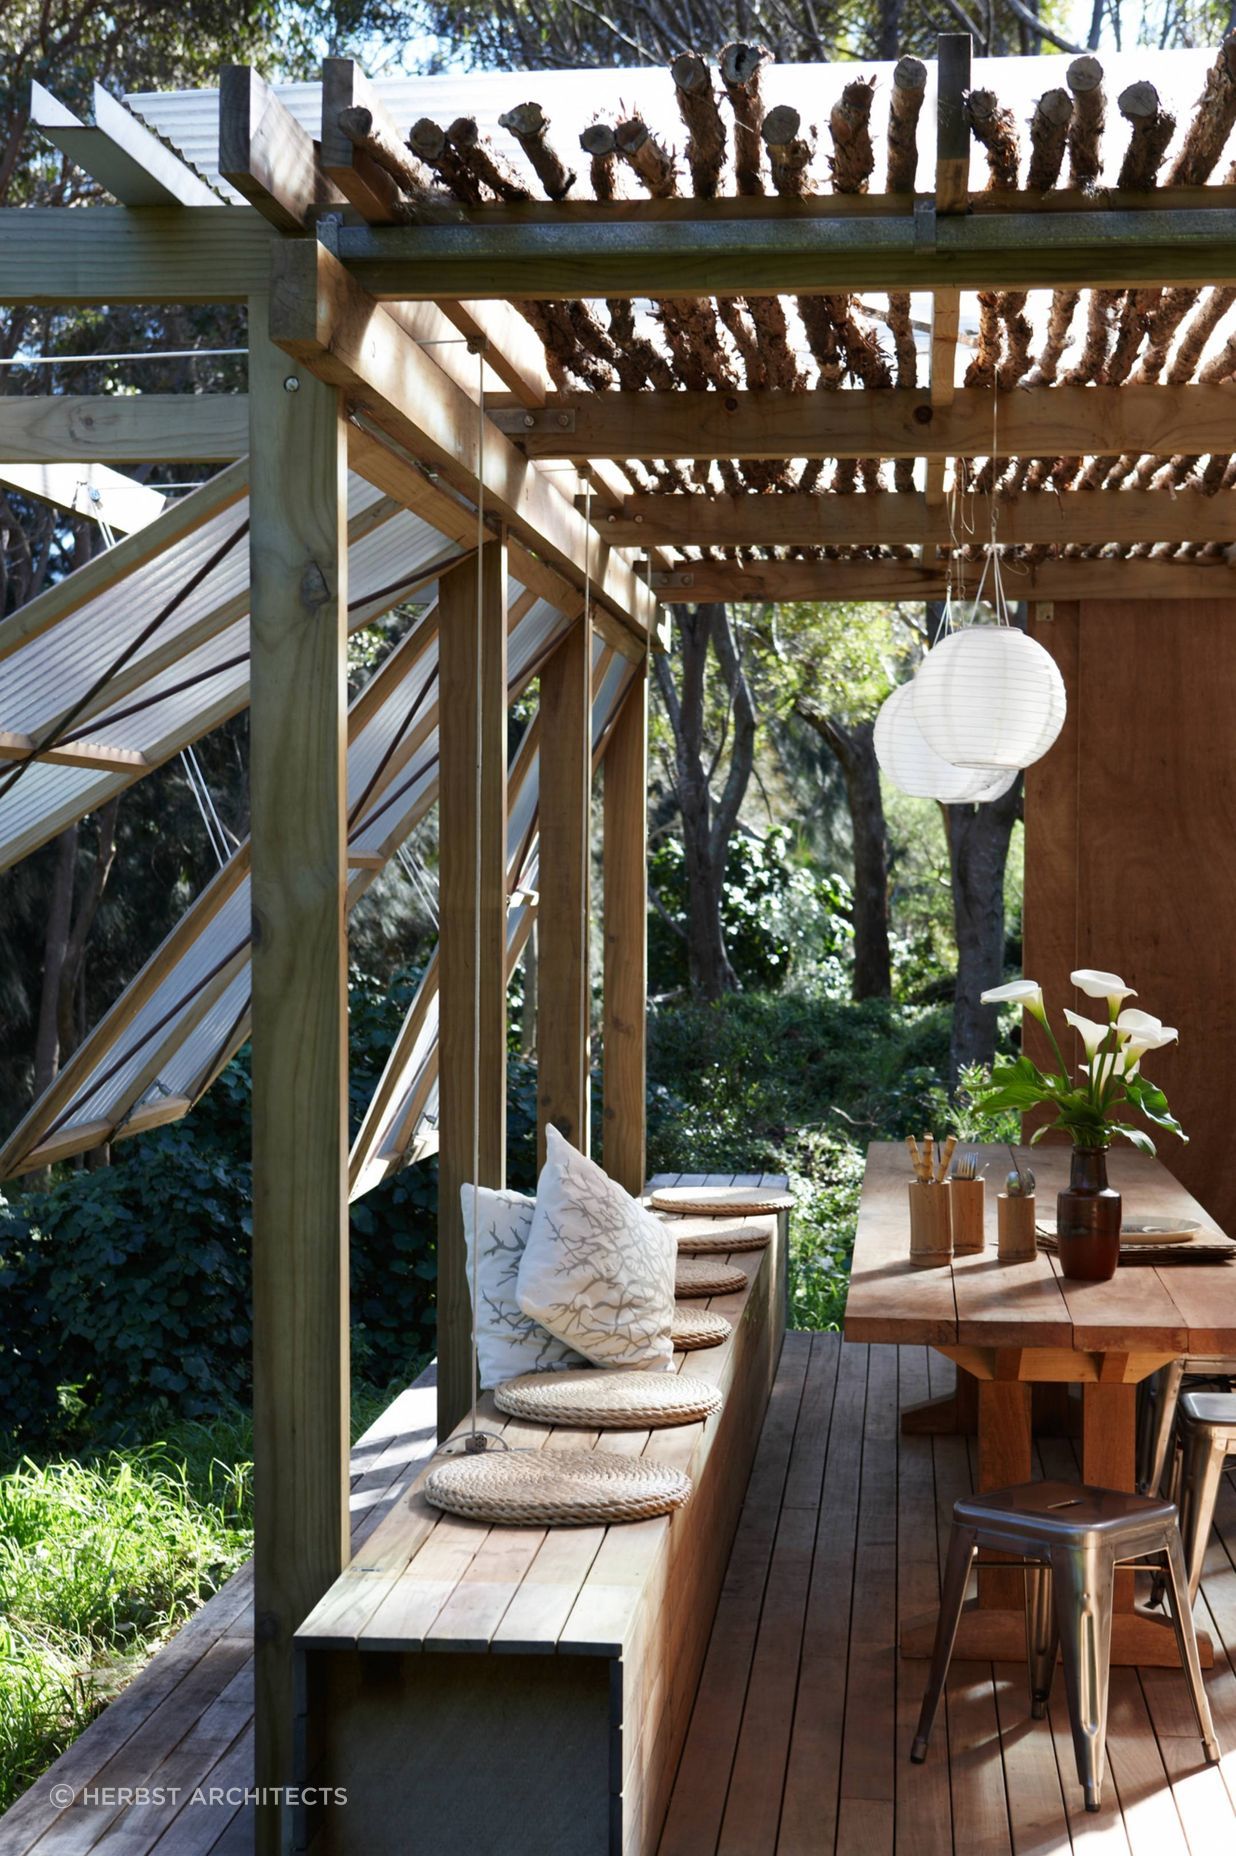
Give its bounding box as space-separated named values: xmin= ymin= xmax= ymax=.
xmin=1117 ymin=1219 xmax=1199 ymax=1245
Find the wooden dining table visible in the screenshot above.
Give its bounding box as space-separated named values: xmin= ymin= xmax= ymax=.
xmin=844 ymin=1140 xmax=1236 ymax=1667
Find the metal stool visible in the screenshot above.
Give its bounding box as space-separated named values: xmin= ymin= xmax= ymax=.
xmin=1176 ymin=1390 xmax=1236 ymax=1602
xmin=1137 ymin=1358 xmax=1236 ymax=1496
xmin=910 ymin=1480 xmax=1219 ymax=1813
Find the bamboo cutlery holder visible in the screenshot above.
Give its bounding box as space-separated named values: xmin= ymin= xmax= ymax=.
xmin=997 ymin=1192 xmax=1038 ymax=1261
xmin=909 ymin=1182 xmax=953 ymax=1268
xmin=906 ymin=1136 xmax=1035 ymax=1267
xmin=908 ymin=1177 xmax=987 ymax=1268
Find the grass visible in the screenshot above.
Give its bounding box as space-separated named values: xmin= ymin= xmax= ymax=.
xmin=0 ymin=1418 xmax=252 ymax=1812
xmin=0 ymin=1380 xmax=407 ymax=1812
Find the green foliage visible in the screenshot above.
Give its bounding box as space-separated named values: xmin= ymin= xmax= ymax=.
xmin=0 ymin=1416 xmax=253 ymax=1810
xmin=0 ymin=1124 xmax=255 ymax=1453
xmin=0 ymin=968 xmax=445 ymax=1458
xmin=648 ymin=824 xmax=852 ymax=996
xmin=645 ymin=986 xmax=953 ymax=1330
xmin=922 ymin=1062 xmax=1021 ymax=1145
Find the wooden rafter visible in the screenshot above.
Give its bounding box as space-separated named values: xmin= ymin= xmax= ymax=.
xmin=605 ymin=488 xmax=1236 ymax=547
xmin=645 ymin=556 xmax=1236 ymax=602
xmin=328 ymin=209 xmax=1236 ymax=300
xmin=30 ymin=79 xmax=223 ymax=208
xmin=487 ymin=385 xmax=1236 ymax=463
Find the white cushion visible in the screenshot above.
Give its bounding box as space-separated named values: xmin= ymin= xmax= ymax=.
xmin=516 ymin=1127 xmax=676 ymax=1369
xmin=461 ymin=1183 xmax=587 ymax=1389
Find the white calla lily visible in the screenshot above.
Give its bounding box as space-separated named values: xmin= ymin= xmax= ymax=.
xmin=980 ymin=978 xmax=1045 ymax=1018
xmin=1071 ymin=968 xmax=1137 ymax=1012
xmin=1063 ymin=1008 xmax=1117 ymax=1059
xmin=1122 ymin=1025 xmax=1179 ymax=1064
xmin=1116 ymin=1009 xmax=1164 ymax=1037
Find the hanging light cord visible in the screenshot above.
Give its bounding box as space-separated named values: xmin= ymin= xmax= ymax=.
xmin=469 ymin=347 xmax=485 ymax=1453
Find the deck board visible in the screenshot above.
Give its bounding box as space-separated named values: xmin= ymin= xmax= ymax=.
xmin=657 ymin=1336 xmax=1236 ymax=1856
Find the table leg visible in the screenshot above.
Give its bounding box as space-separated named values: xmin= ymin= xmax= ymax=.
xmin=900 ymin=1364 xmax=978 ymax=1436
xmin=977 ymin=1380 xmax=1032 ymax=1609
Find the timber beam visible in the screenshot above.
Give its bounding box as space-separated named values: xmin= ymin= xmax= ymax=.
xmin=0 ymin=394 xmax=249 ymax=463
xmin=606 ymin=489 xmax=1236 ymax=549
xmin=0 ymin=207 xmax=274 ymax=304
xmin=330 ymin=208 xmax=1236 ymax=300
xmin=644 ymin=557 xmax=1236 ymax=603
xmin=11 ymin=196 xmax=1236 ymax=306
xmin=488 ymin=385 xmax=1236 ymax=464
xmin=270 ymin=237 xmax=656 ymax=641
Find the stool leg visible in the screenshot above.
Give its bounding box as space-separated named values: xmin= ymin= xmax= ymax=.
xmin=1179 ymin=1426 xmax=1230 ymax=1605
xmin=1025 ymin=1563 xmax=1058 ymax=1719
xmin=1160 ymin=1530 xmax=1222 ymax=1765
xmin=1150 ymin=1433 xmax=1187 ymax=1611
xmin=911 ymin=1524 xmax=976 ymax=1764
xmin=1141 ymin=1360 xmax=1185 ymax=1495
xmin=1051 ymin=1543 xmax=1115 ymax=1814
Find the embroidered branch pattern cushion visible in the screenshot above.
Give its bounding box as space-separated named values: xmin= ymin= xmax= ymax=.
xmin=517 ymin=1127 xmax=676 ymax=1369
xmin=461 ymin=1183 xmax=588 ymax=1389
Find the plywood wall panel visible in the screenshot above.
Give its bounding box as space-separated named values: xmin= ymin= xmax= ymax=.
xmin=1024 ymin=598 xmax=1236 ymax=1236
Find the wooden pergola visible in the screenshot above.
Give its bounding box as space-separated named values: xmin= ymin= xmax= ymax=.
xmin=5 ymin=31 xmax=1236 ymax=1852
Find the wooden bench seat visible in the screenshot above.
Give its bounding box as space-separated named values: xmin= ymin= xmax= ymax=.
xmin=294 ymin=1174 xmax=789 ymax=1856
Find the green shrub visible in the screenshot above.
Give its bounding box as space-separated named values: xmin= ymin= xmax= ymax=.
xmin=645 ymin=986 xmax=955 ymax=1329
xmin=648 ymin=825 xmax=852 ymax=995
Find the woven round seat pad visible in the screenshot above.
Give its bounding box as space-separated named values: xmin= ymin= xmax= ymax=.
xmin=674 ymin=1258 xmax=750 ymax=1298
xmin=651 ymin=1185 xmax=793 ymax=1217
xmin=672 ymin=1307 xmax=732 ymax=1350
xmin=424 ymin=1448 xmax=692 ymax=1526
xmin=670 ymin=1218 xmax=772 ymax=1255
xmin=494 ymin=1368 xmax=724 ymax=1429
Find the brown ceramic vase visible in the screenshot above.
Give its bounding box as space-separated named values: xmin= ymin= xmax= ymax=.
xmin=1055 ymin=1146 xmax=1121 ymax=1282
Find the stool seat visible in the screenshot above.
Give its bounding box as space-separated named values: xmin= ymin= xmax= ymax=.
xmin=1179 ymin=1389 xmax=1236 ymax=1432
xmin=911 ymin=1477 xmax=1219 ymax=1815
xmin=955 ymin=1478 xmax=1176 ymax=1547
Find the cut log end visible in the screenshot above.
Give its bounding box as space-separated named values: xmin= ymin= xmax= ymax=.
xmin=893 ymin=55 xmax=928 ymax=94
xmin=499 ymin=102 xmax=548 ymax=140
xmin=720 ymin=41 xmax=771 ymax=92
xmin=1119 ymin=80 xmax=1161 ymax=122
xmin=671 ymin=52 xmax=711 ymax=96
xmin=762 ymin=104 xmax=802 ymax=147
xmin=580 ymin=122 xmax=616 ymax=156
xmin=410 ymin=118 xmax=447 ymax=161
xmin=1067 ymin=55 xmax=1104 ymax=96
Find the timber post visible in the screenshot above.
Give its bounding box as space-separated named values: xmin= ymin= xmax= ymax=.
xmin=248 ymin=299 xmax=351 ymax=1849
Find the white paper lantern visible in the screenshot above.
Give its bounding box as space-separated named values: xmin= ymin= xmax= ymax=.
xmin=911 ymin=626 xmax=1066 ymax=771
xmin=874 ymin=682 xmax=1019 ymax=804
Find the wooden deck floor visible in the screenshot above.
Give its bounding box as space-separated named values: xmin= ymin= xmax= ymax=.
xmin=658 ymin=1333 xmax=1236 ymax=1856
xmin=5 ymin=1338 xmax=1236 ymax=1855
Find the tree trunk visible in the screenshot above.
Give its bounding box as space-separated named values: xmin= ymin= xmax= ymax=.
xmin=652 ymin=602 xmax=756 ymax=1002
xmin=842 ymin=721 xmax=892 ymax=1000
xmin=794 ymin=704 xmax=892 ymax=1000
xmin=520 ymin=921 xmax=538 ymax=1058
xmin=943 ymin=774 xmax=1023 ymax=1079
xmin=33 ymin=824 xmax=77 ymax=1095
xmin=56 ymin=796 xmax=121 ymax=1064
